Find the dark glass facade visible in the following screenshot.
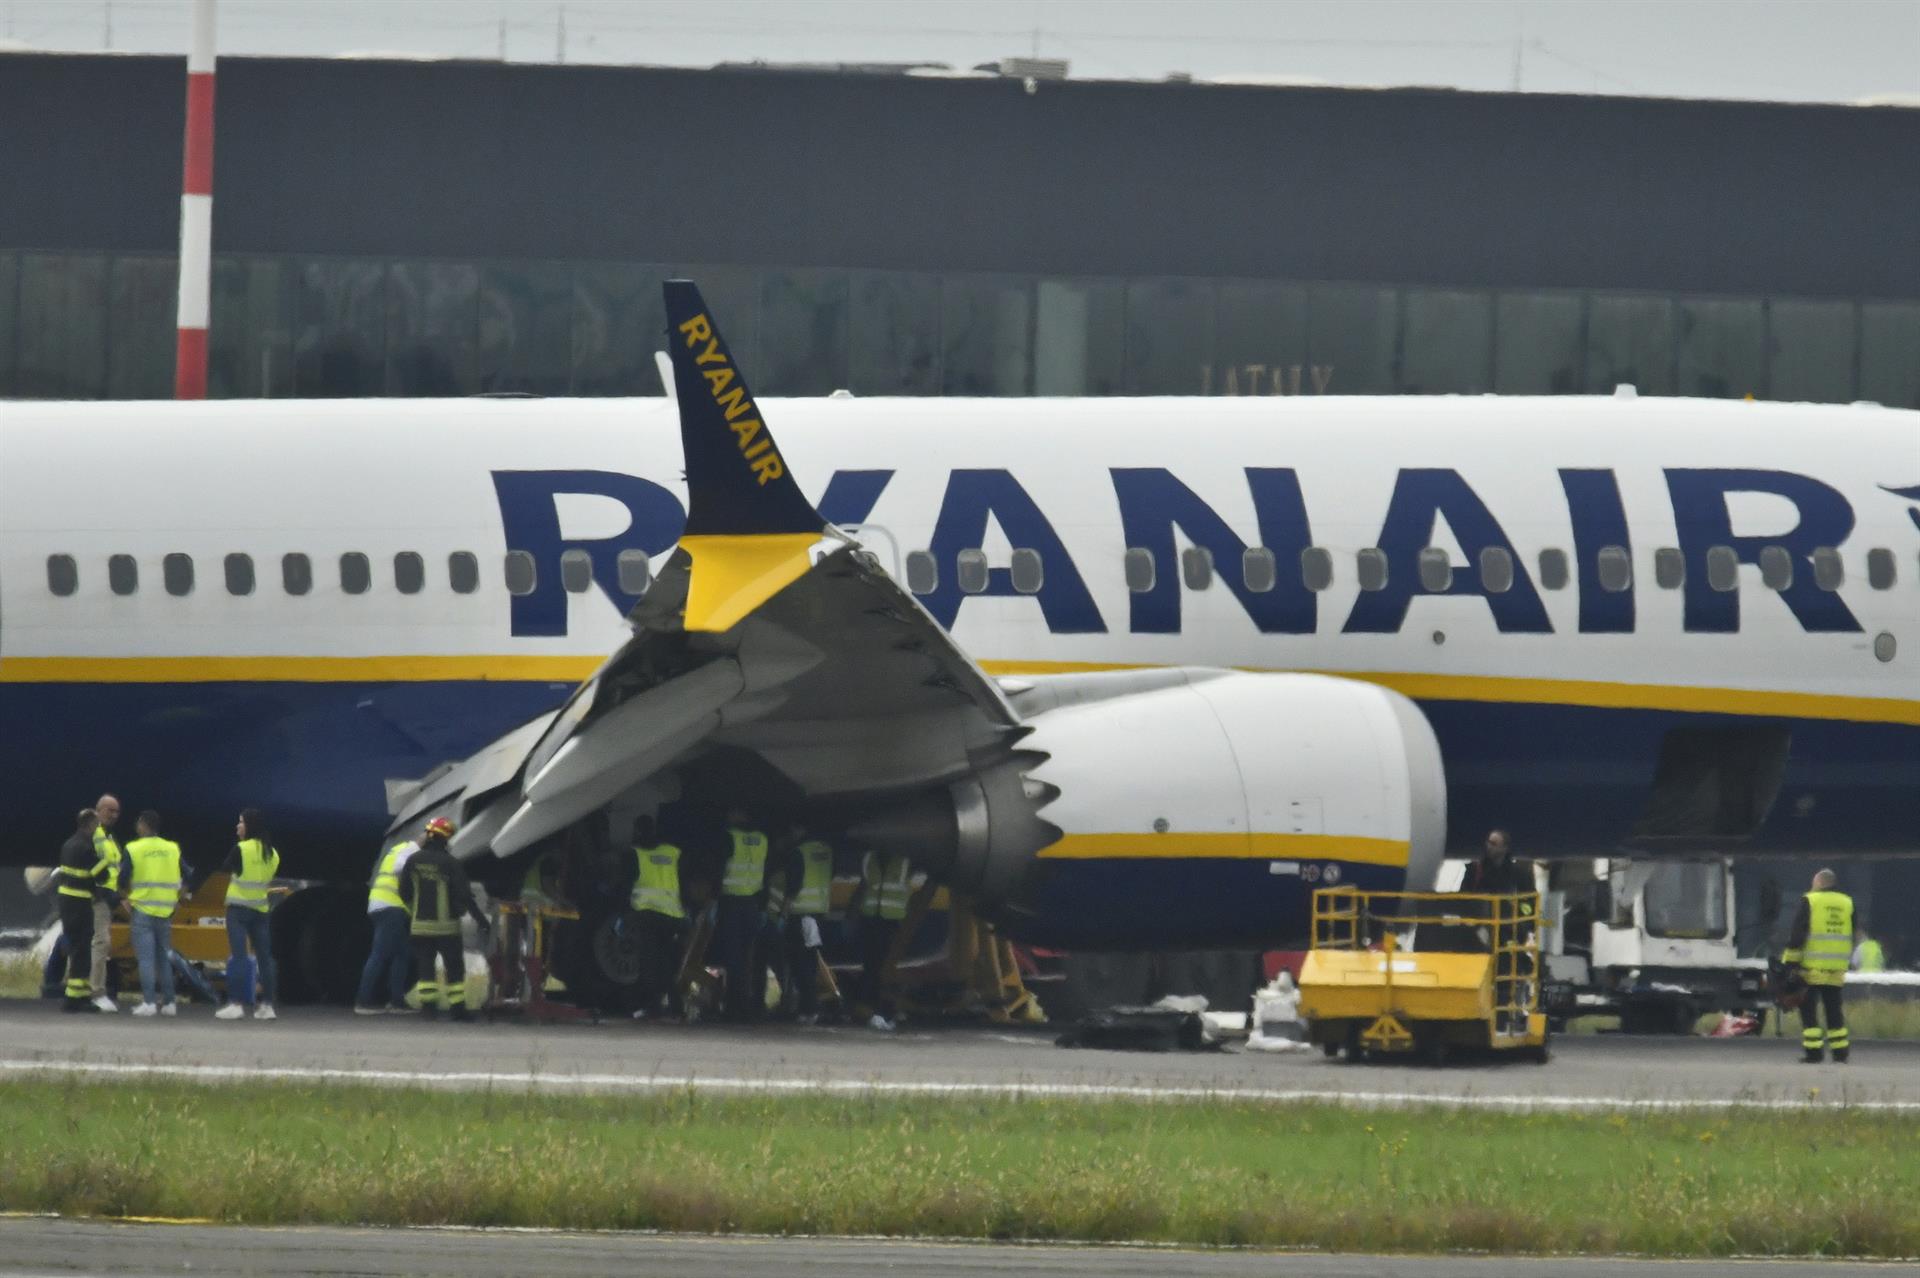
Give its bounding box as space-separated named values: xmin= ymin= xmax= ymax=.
xmin=2 ymin=54 xmax=1916 ymax=405
xmin=1 ymin=248 xmax=1914 ymax=404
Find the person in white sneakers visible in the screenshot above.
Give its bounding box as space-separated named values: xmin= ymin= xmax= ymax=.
xmin=123 ymin=810 xmax=186 ymax=1018
xmin=209 ymin=809 xmax=281 ymax=1021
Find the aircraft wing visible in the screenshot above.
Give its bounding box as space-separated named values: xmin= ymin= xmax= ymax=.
xmin=468 ymin=280 xmax=1025 ymax=859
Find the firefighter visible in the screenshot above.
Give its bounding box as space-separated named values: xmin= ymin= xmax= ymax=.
xmin=1782 ymin=868 xmax=1853 ymax=1063
xmin=716 ymin=808 xmax=769 ymax=1021
xmin=56 ymin=808 xmax=108 ymax=1013
xmin=625 ymin=814 xmax=687 ymax=1020
xmin=400 ymin=818 xmax=488 ymax=1022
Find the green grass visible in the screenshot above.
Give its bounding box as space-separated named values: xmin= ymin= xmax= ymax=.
xmin=0 ymin=952 xmax=41 ymax=1000
xmin=3 ymin=1078 xmax=1920 ymax=1257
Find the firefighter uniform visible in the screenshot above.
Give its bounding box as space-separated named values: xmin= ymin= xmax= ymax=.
xmin=857 ymin=850 xmax=914 ymax=1028
xmin=402 ymin=830 xmax=484 ymax=1020
xmin=717 ymin=823 xmax=769 ymax=1020
xmin=630 ymin=839 xmax=686 ymax=1017
xmin=57 ymin=825 xmax=110 ymax=1011
xmin=1784 ymin=888 xmax=1853 ymax=1062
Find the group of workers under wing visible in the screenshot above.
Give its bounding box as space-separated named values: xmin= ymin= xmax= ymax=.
xmin=367 ymin=804 xmax=926 ymax=1031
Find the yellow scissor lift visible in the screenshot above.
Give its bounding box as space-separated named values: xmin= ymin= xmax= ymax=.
xmin=1298 ymin=887 xmax=1550 ymax=1065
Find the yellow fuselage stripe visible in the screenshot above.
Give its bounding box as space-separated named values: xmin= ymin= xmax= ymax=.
xmin=1041 ymin=832 xmax=1409 ymax=866
xmin=0 ymin=655 xmax=1912 ymax=726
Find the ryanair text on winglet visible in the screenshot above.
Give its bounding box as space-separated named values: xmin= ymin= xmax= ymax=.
xmin=678 ymin=312 xmax=786 ymax=486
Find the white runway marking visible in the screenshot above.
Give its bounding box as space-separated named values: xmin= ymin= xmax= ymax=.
xmin=0 ymin=1056 xmax=1901 ymax=1112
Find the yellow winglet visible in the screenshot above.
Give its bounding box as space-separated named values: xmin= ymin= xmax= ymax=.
xmin=679 ymin=533 xmax=820 ymax=633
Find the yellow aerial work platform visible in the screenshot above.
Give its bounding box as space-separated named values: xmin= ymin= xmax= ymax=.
xmin=1298 ymin=887 xmax=1550 ymax=1065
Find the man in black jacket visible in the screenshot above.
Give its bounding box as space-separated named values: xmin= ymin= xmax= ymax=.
xmin=399 ymin=818 xmax=488 ymax=1022
xmin=56 ymin=808 xmax=108 ymax=1012
xmin=1459 ymin=829 xmax=1536 ymax=1033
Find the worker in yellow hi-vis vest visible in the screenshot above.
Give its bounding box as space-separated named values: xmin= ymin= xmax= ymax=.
xmin=1782 ymin=868 xmax=1853 ymax=1064
xmin=88 ymin=793 xmax=124 ymax=1012
xmin=717 ymin=808 xmax=769 ymax=1022
xmin=123 ymin=810 xmax=186 ymax=1017
xmin=623 ymin=813 xmax=687 ymax=1020
xmin=211 ymin=809 xmax=282 ymax=1022
xmin=850 ymin=849 xmax=917 ymax=1032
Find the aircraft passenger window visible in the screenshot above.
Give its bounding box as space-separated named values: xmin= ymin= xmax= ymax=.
xmin=340 ymin=552 xmax=371 ymax=595
xmin=1654 ymin=547 xmax=1684 ymax=590
xmin=1478 ymin=547 xmax=1513 ymax=594
xmin=904 ymin=550 xmax=937 ymax=595
xmin=1759 ymin=545 xmax=1793 ymax=591
xmin=1300 ymin=547 xmax=1333 ymax=592
xmin=46 ymin=555 xmax=78 ymax=597
xmin=1181 ymin=546 xmax=1213 ymax=591
xmin=1356 ymin=548 xmax=1388 ymax=593
xmin=1009 ymin=548 xmax=1044 ymax=595
xmin=1706 ymin=546 xmax=1738 ymax=593
xmin=224 ymin=553 xmax=255 ymax=596
xmin=282 ymin=553 xmax=312 ymax=596
xmin=108 ymin=554 xmax=138 ymax=596
xmin=1242 ymin=548 xmax=1276 ymax=594
xmin=956 ymin=549 xmax=989 ymax=594
xmin=615 ymin=550 xmax=650 ymax=597
xmin=1123 ymin=548 xmax=1155 ymax=593
xmin=1811 ymin=547 xmax=1843 ymax=592
xmin=1596 ymin=546 xmax=1631 ymax=593
xmin=448 ymin=551 xmax=480 ymax=595
xmin=504 ymin=551 xmax=536 ymax=596
xmin=163 ymin=553 xmax=194 ymax=597
xmin=394 ymin=552 xmax=425 ymax=595
xmin=560 ymin=549 xmax=593 ymax=594
xmin=1866 ymin=548 xmax=1895 ymax=591
xmin=1537 ymin=549 xmax=1568 ymax=591
xmin=1417 ymin=548 xmax=1451 ymax=593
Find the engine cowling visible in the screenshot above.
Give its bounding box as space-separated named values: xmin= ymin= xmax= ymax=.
xmin=859 ymin=668 xmax=1446 ymax=950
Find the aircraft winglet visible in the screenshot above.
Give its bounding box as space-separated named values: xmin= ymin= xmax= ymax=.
xmin=663 ymin=279 xmax=826 ymax=632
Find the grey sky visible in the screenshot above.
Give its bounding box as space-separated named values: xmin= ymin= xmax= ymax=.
xmin=3 ymin=0 xmax=1917 ymax=103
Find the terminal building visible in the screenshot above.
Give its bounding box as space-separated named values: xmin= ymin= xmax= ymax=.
xmin=0 ymin=52 xmax=1916 ymax=405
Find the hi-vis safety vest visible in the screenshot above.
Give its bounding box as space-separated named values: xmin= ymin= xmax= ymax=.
xmin=369 ymin=843 xmax=411 ymax=911
xmin=94 ymin=826 xmax=123 ymax=893
xmin=632 ymin=843 xmax=685 ymax=919
xmin=124 ymin=837 xmax=183 ymax=918
xmin=721 ymin=828 xmax=768 ymax=897
xmin=1786 ymin=890 xmax=1854 ymax=986
xmin=792 ymin=839 xmax=834 ymax=916
xmin=225 ymin=839 xmax=280 ymax=912
xmin=860 ymin=851 xmax=912 ymax=921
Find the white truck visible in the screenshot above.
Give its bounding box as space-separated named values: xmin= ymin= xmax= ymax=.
xmin=1534 ymin=857 xmax=1770 ymax=1033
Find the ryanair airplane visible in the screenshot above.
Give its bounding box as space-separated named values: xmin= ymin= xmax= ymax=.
xmin=1 ymin=281 xmax=1914 ymax=996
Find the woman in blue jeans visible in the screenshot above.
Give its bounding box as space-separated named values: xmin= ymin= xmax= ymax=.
xmin=213 ymin=809 xmax=281 ymax=1021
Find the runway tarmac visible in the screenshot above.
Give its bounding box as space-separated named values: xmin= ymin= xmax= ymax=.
xmin=0 ymin=1219 xmax=1909 ymax=1277
xmin=0 ymin=999 xmax=1915 ymax=1109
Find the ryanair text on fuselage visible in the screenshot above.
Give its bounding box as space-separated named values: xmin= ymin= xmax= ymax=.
xmin=492 ymin=463 xmax=1906 ymax=639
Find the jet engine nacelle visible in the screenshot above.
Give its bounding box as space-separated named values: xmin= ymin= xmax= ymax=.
xmin=862 ymin=669 xmax=1448 ymax=950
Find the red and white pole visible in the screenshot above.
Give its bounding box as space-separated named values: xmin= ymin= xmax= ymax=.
xmin=173 ymin=0 xmax=216 ymax=399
